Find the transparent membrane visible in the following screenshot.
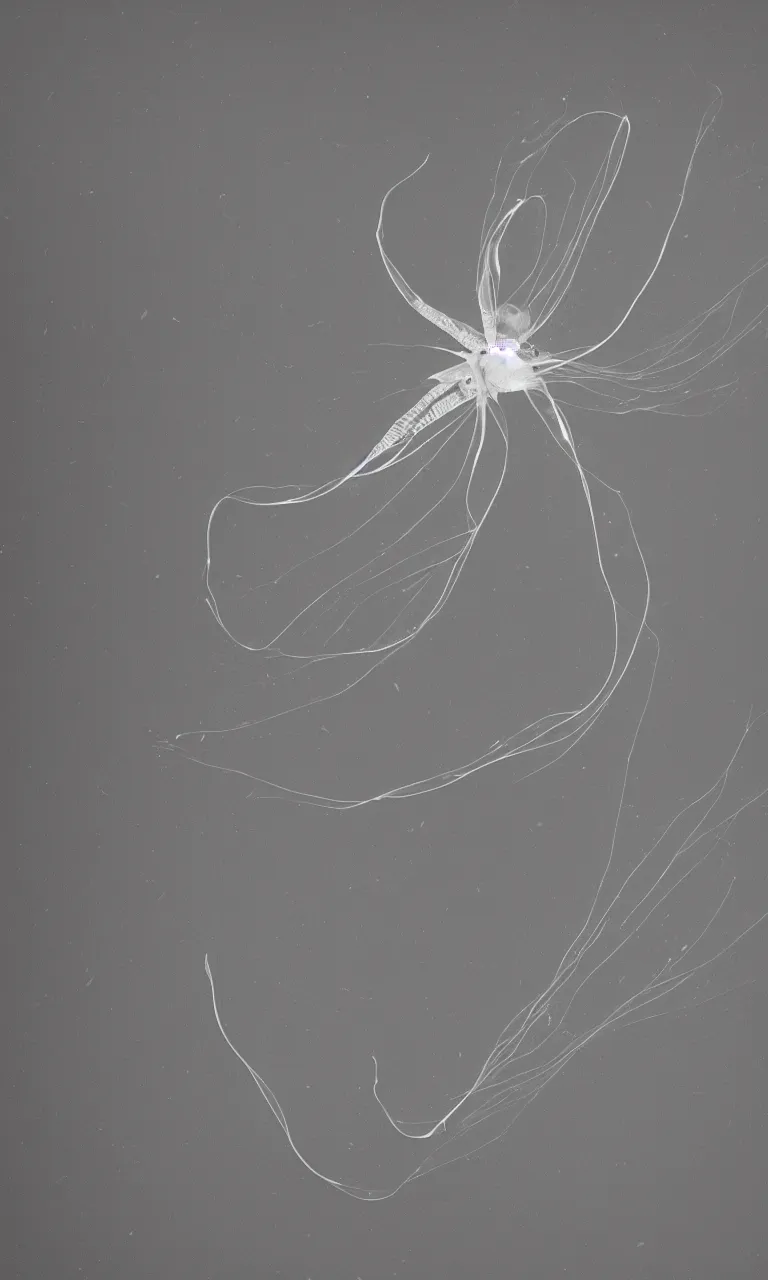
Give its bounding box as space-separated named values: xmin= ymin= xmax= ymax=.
xmin=164 ymin=93 xmax=766 ymax=809
xmin=204 ymin=641 xmax=768 ymax=1199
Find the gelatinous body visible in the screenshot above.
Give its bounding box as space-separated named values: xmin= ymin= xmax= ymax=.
xmin=180 ymin=94 xmax=767 ymax=1201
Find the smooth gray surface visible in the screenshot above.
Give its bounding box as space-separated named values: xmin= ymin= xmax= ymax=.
xmin=4 ymin=2 xmax=767 ymax=1277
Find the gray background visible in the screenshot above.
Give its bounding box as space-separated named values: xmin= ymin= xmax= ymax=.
xmin=4 ymin=1 xmax=767 ymax=1277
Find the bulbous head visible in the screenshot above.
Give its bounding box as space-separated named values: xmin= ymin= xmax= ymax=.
xmin=495 ymin=303 xmax=531 ymax=340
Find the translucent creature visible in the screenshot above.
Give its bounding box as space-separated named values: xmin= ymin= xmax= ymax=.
xmin=190 ymin=97 xmax=767 ymax=1201
xmin=168 ymin=93 xmax=767 ymax=808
